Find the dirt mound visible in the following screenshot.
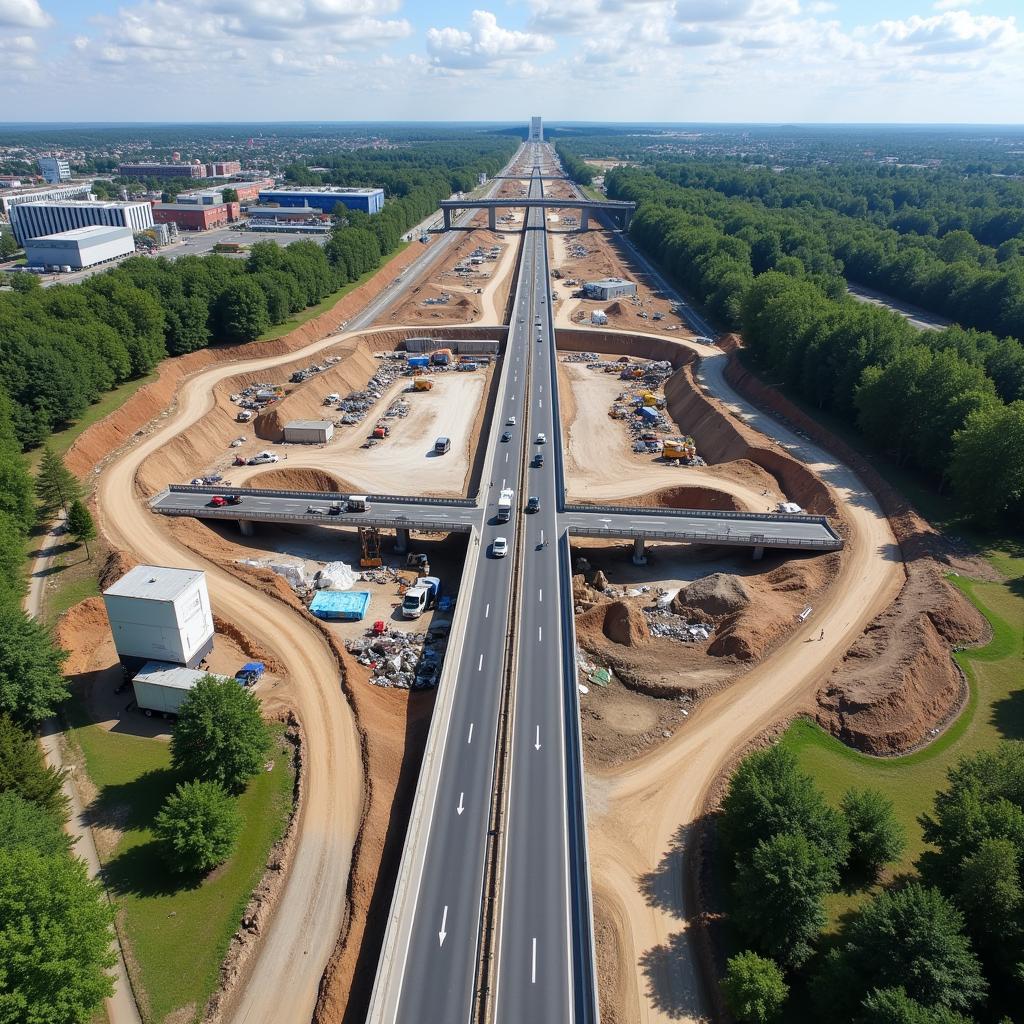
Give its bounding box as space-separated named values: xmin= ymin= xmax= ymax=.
xmin=673 ymin=574 xmax=750 ymax=618
xmin=98 ymin=549 xmax=138 ymax=592
xmin=249 ymin=468 xmax=351 ymax=493
xmin=456 ymin=297 xmax=473 ymax=309
xmin=55 ymin=597 xmax=112 ymax=675
xmin=610 ymin=485 xmax=743 ymax=513
xmin=603 ymin=601 xmax=650 ymax=646
xmin=815 ymin=565 xmax=989 ymax=754
xmin=556 ymin=329 xmax=697 ymax=367
xmin=605 ymin=301 xmax=626 ymax=317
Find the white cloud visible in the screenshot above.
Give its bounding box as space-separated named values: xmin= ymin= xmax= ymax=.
xmin=876 ymin=11 xmax=1017 ymax=55
xmin=933 ymin=0 xmax=982 ymax=9
xmin=675 ymin=0 xmax=799 ymax=23
xmin=0 ymin=0 xmax=50 ymax=28
xmin=426 ymin=10 xmax=555 ymax=70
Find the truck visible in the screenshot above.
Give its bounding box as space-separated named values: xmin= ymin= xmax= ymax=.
xmin=497 ymin=487 xmax=514 ymax=523
xmin=401 ymin=576 xmax=442 ymax=618
xmin=132 ymin=662 xmax=233 ymax=717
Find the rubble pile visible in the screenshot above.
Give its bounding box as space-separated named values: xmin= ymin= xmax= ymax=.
xmin=230 ymin=382 xmax=283 ymax=413
xmin=359 ymin=566 xmax=408 ymax=586
xmin=345 ymin=627 xmax=443 ymax=690
xmin=644 ymin=609 xmax=713 ymax=643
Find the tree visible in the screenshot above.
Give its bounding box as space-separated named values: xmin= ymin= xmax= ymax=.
xmin=10 ymin=273 xmax=40 ymax=294
xmin=858 ymin=987 xmax=973 ymax=1024
xmin=948 ymin=400 xmax=1024 ymax=525
xmin=816 ymin=883 xmax=986 ymax=1018
xmin=0 ymin=231 xmax=18 ymax=259
xmin=0 ymin=607 xmax=69 ymax=724
xmin=221 ymin=187 xmax=239 ymax=203
xmin=719 ymin=745 xmax=850 ymax=871
xmin=841 ymin=788 xmax=907 ymax=878
xmin=0 ymin=791 xmax=72 ymax=858
xmin=955 ymin=837 xmax=1024 ymax=973
xmin=0 ymin=847 xmax=115 ymax=1023
xmin=732 ymin=831 xmax=838 ymax=967
xmin=0 ymin=716 xmax=67 ymax=818
xmin=34 ymin=447 xmax=81 ymax=517
xmin=171 ymin=675 xmax=271 ymax=791
xmin=722 ymin=951 xmax=788 ymax=1024
xmin=66 ymin=499 xmax=96 ymax=560
xmin=154 ymin=780 xmax=241 ymax=874
xmin=216 ymin=277 xmax=270 ymax=343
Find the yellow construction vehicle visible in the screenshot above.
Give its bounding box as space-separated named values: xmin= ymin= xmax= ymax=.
xmin=358 ymin=527 xmax=382 ymax=568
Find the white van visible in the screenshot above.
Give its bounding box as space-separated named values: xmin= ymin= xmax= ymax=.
xmin=401 ymin=585 xmax=429 ymax=619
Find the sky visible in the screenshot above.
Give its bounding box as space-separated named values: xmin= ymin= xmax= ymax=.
xmin=1 ymin=0 xmax=1022 ymax=124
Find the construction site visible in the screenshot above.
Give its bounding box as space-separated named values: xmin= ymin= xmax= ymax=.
xmin=36 ymin=137 xmax=993 ymax=1024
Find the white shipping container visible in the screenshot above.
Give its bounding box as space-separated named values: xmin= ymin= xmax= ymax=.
xmin=103 ymin=565 xmax=214 ymax=667
xmin=132 ymin=661 xmax=233 ymax=715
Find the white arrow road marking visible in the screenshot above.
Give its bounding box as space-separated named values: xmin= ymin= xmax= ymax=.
xmin=467 ymin=723 xmax=474 ymax=744
xmin=535 ymin=726 xmax=541 ymax=750
xmin=457 ymin=792 xmax=465 ymax=815
xmin=439 ymin=906 xmax=448 ymax=947
xmin=532 ymin=938 xmax=537 ymax=983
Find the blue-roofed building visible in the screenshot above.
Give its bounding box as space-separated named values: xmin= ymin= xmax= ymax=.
xmin=257 ymin=186 xmax=385 ymax=216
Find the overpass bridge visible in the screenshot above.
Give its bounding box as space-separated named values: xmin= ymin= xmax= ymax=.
xmin=439 ymin=196 xmax=635 ymax=232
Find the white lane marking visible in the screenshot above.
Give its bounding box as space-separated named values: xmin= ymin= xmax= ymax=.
xmin=538 ymin=626 xmax=542 ymax=642
xmin=538 ymin=588 xmax=543 ymax=602
xmin=485 ymin=603 xmax=490 ymax=618
xmin=439 ymin=906 xmax=448 ymax=947
xmin=538 ymin=399 xmax=543 ymax=409
xmin=532 ymin=938 xmax=537 ymax=983
xmin=630 ymin=519 xmax=665 ymax=525
xmin=478 ymin=654 xmax=483 ymax=671
xmin=457 ymin=792 xmax=465 ymax=816
xmin=467 ymin=722 xmax=474 ymax=744
xmin=505 ymin=452 xmax=509 ymax=462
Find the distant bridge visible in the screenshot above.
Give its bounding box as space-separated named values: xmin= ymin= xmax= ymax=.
xmin=438 ymin=196 xmax=635 ymax=232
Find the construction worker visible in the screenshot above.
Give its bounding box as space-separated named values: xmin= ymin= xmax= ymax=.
xmin=819 ymin=628 xmax=825 ymax=641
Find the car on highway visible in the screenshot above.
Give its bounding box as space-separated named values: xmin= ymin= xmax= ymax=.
xmin=306 ymin=505 xmax=328 ymax=515
xmin=526 ymin=496 xmax=540 ymax=513
xmin=248 ymin=451 xmax=279 ymax=465
xmin=208 ymin=495 xmax=241 ymax=507
xmin=492 ymin=537 xmax=508 ymax=558
xmin=501 ymin=430 xmax=512 ymax=442
xmin=535 ymin=432 xmax=546 ymax=444
xmin=533 ymin=452 xmax=544 ymax=467
xmin=506 ymin=415 xmax=516 ymax=426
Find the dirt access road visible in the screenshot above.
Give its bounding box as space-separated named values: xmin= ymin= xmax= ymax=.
xmin=96 ymin=329 xmax=371 ymax=1024
xmin=587 ymin=338 xmax=904 ymax=1023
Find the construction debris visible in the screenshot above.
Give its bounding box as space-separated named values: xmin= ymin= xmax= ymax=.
xmin=345 ymin=625 xmax=445 ymax=689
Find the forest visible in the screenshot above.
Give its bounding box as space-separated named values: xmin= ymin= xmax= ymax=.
xmin=599 ymin=162 xmax=1024 ymax=526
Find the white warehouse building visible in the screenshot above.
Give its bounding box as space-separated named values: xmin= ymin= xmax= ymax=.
xmin=10 ymin=199 xmax=153 ymax=245
xmin=102 ymin=564 xmax=215 ymax=672
xmin=25 ymin=225 xmax=135 ymax=270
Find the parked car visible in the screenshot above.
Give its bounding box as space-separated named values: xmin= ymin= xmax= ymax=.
xmin=248 ymin=452 xmax=279 ymax=465
xmin=492 ymin=537 xmax=508 ymax=558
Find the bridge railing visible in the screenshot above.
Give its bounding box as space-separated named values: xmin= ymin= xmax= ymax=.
xmin=151 ymin=504 xmax=474 ymax=530
xmin=563 ymin=501 xmax=833 ymax=527
xmin=565 ymin=523 xmax=841 ymax=549
xmin=161 ymin=483 xmax=477 ymax=508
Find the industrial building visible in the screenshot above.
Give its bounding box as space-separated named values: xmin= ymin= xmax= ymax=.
xmin=131 ymin=662 xmax=232 ymax=716
xmin=257 ymin=186 xmax=385 ymax=216
xmin=37 ymin=157 xmax=71 ymax=183
xmin=206 ymin=161 xmax=242 ymax=177
xmin=0 ymin=181 xmax=92 ymax=219
xmin=9 ymin=199 xmax=153 ymax=246
xmin=25 ymin=225 xmax=134 ymax=270
xmin=246 ymin=205 xmax=331 ymax=234
xmin=283 ymin=420 xmax=334 ymax=444
xmin=119 ymin=161 xmax=205 ymax=179
xmin=583 ymin=277 xmax=637 ymax=301
xmin=179 ymin=178 xmax=271 ymax=204
xmin=151 ymin=201 xmax=239 ymax=231
xmin=530 ymin=116 xmax=543 ymax=142
xmin=102 ymin=564 xmax=215 ymax=673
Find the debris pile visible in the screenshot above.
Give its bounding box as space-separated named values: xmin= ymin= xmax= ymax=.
xmin=345 ymin=627 xmax=443 ymax=689
xmin=644 ymin=609 xmax=713 ymax=642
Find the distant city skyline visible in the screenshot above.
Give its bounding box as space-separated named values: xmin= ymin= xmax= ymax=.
xmin=1 ymin=0 xmax=1022 ymax=124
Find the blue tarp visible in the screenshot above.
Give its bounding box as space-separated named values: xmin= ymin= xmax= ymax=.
xmin=309 ymin=590 xmax=371 ymax=621
xmin=639 ymin=406 xmax=659 ymax=422
xmin=407 ymin=355 xmax=430 ymax=367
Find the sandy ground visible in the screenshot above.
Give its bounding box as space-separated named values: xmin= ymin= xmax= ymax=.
xmin=227 ymin=370 xmax=491 ymax=498
xmin=586 ymin=339 xmax=904 ymax=1024
xmin=559 ymin=360 xmax=784 ymax=510
xmin=95 ymin=332 xmax=369 ymax=1024
xmin=375 ymin=226 xmax=519 ymax=328
xmin=549 ymin=228 xmax=691 ymax=334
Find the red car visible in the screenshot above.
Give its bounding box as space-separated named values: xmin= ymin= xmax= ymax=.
xmin=208 ymin=495 xmax=241 ymax=507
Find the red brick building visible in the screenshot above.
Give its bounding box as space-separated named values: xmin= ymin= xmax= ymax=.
xmin=151 ymin=201 xmax=240 ymax=231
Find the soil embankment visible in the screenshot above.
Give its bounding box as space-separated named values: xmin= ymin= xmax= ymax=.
xmin=723 ymin=346 xmax=991 ymax=754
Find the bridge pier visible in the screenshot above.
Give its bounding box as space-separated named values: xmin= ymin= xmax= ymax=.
xmin=752 ymin=545 xmax=764 ymax=561
xmin=580 ymin=208 xmax=590 ymax=231
xmin=631 ymin=536 xmax=647 ymax=566
xmin=238 ymin=520 xmax=255 ymax=537
xmin=442 ymin=207 xmax=452 ymax=231
xmin=621 ymin=210 xmax=632 ymax=232
xmin=488 ymin=206 xmax=497 ymax=231
xmin=394 ymin=528 xmax=410 ymax=555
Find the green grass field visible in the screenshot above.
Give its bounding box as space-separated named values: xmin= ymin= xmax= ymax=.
xmin=65 ymin=705 xmax=295 ymax=1024
xmin=779 ymin=556 xmax=1024 ymax=930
